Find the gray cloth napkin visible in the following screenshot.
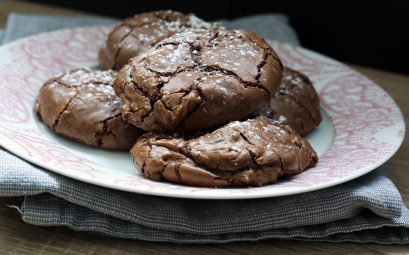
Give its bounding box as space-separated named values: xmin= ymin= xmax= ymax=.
xmin=1 ymin=13 xmax=300 ymax=45
xmin=1 ymin=13 xmax=409 ymax=244
xmin=0 ymin=29 xmax=4 ymax=43
xmin=1 ymin=14 xmax=117 ymax=44
xmin=221 ymin=13 xmax=299 ymax=46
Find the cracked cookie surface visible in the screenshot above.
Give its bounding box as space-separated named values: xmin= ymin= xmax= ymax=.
xmin=131 ymin=116 xmax=318 ymax=187
xmin=267 ymin=67 xmax=322 ymax=135
xmin=99 ymin=10 xmax=214 ymax=70
xmin=114 ymin=28 xmax=283 ymax=132
xmin=35 ymin=69 xmax=144 ymax=150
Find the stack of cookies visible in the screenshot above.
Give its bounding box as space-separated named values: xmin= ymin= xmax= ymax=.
xmin=35 ymin=11 xmax=321 ymax=187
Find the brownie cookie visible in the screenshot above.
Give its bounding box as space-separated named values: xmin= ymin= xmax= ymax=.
xmin=35 ymin=69 xmax=144 ymax=150
xmin=114 ymin=28 xmax=283 ymax=132
xmin=268 ymin=67 xmax=322 ymax=135
xmin=131 ymin=116 xmax=317 ymax=187
xmin=99 ymin=10 xmax=214 ymax=70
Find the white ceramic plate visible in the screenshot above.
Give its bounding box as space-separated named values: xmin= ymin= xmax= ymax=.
xmin=0 ymin=26 xmax=405 ymax=199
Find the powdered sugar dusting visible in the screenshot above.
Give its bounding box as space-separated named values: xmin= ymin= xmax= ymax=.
xmin=55 ymin=69 xmax=119 ymax=104
xmin=60 ymin=69 xmax=116 ymax=86
xmin=278 ymin=115 xmax=287 ymax=122
xmin=138 ymin=34 xmax=153 ymax=42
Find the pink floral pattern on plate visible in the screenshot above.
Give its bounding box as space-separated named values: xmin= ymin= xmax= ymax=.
xmin=0 ymin=26 xmax=405 ymax=199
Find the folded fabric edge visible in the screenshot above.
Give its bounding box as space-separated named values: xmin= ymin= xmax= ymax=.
xmin=2 ymin=167 xmax=401 ymax=235
xmin=22 ymin=210 xmax=409 ymax=245
xmin=20 ymin=194 xmax=409 ymax=244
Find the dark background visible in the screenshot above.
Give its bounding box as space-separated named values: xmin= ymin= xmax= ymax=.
xmin=29 ymin=0 xmax=409 ymax=74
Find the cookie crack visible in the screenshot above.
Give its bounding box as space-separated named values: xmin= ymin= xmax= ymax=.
xmin=95 ymin=113 xmax=122 ymax=148
xmin=144 ymin=40 xmax=270 ymax=102
xmin=272 ymin=54 xmax=283 ymax=70
xmin=150 ymin=38 xmax=204 ymax=75
xmin=201 ymin=65 xmax=270 ymax=98
xmin=138 ymin=142 xmax=153 ymax=175
xmin=126 ymin=67 xmax=158 ymax=122
xmin=142 ymin=66 xmax=208 ymax=130
xmin=54 ymin=80 xmax=112 ymax=88
xmin=208 ymin=31 xmax=220 ymax=44
xmin=129 ymin=84 xmax=155 ymax=123
xmin=277 ymin=154 xmax=285 ymax=170
xmin=234 ymin=129 xmax=255 ymax=145
xmin=255 ymin=51 xmax=273 ymax=86
xmin=242 ymin=31 xmax=273 ymax=52
xmin=174 ymin=76 xmax=208 ymax=130
xmin=135 ymin=65 xmax=271 ymax=131
xmin=234 ymin=129 xmax=259 ymax=168
xmin=110 ymin=28 xmax=134 ymax=69
xmin=158 ymin=89 xmax=193 ymax=113
xmin=128 ymin=78 xmax=169 ymax=126
xmin=145 ymin=41 xmax=200 ymax=78
xmin=241 ymin=32 xmax=283 ymax=94
xmin=113 ymin=15 xmax=176 ymax=68
xmin=189 ymin=44 xmax=202 ymax=66
xmin=128 ymin=78 xmax=153 ymax=104
xmin=153 ymin=139 xmax=263 ymax=176
xmin=174 ymin=162 xmax=182 ymax=182
xmin=52 ymin=88 xmax=80 ymax=131
xmin=51 ymin=80 xmax=76 ymax=88
xmin=246 ymin=149 xmax=260 ymax=168
xmin=177 ymin=92 xmax=204 ymax=130
xmin=145 ymin=66 xmax=186 ymax=77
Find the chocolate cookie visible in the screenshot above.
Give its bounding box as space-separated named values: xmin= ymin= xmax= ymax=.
xmin=99 ymin=10 xmax=214 ymax=70
xmin=131 ymin=116 xmax=317 ymax=187
xmin=268 ymin=67 xmax=322 ymax=135
xmin=114 ymin=28 xmax=283 ymax=132
xmin=35 ymin=69 xmax=144 ymax=150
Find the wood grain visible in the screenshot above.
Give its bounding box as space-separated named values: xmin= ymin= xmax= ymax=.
xmin=1 ymin=1 xmax=409 ymax=254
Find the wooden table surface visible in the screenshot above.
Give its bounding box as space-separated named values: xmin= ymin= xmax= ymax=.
xmin=1 ymin=0 xmax=409 ymax=254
